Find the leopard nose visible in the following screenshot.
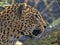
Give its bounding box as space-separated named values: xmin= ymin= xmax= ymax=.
xmin=32 ymin=29 xmax=42 ymax=36
xmin=44 ymin=25 xmax=47 ymax=28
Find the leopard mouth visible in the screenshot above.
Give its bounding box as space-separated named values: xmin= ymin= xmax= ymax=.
xmin=32 ymin=29 xmax=42 ymax=36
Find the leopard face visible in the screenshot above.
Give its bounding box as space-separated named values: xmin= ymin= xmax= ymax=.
xmin=0 ymin=3 xmax=46 ymax=45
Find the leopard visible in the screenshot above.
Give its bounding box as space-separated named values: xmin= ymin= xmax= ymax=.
xmin=0 ymin=3 xmax=46 ymax=45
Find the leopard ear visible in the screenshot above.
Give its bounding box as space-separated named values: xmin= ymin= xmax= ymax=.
xmin=16 ymin=3 xmax=27 ymax=15
xmin=16 ymin=5 xmax=23 ymax=15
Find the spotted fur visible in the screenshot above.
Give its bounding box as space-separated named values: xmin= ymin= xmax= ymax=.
xmin=0 ymin=3 xmax=46 ymax=45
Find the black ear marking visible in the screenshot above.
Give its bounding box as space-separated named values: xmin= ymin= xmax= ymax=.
xmin=17 ymin=5 xmax=23 ymax=15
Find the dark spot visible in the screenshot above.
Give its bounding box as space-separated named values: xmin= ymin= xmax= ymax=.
xmin=25 ymin=23 xmax=27 ymax=24
xmin=3 ymin=30 xmax=5 ymax=34
xmin=9 ymin=25 xmax=12 ymax=27
xmin=21 ymin=32 xmax=24 ymax=35
xmin=17 ymin=36 xmax=19 ymax=39
xmin=11 ymin=14 xmax=13 ymax=17
xmin=8 ymin=21 xmax=10 ymax=23
xmin=32 ymin=29 xmax=42 ymax=36
xmin=35 ymin=15 xmax=38 ymax=18
xmin=14 ymin=25 xmax=16 ymax=27
xmin=10 ymin=34 xmax=13 ymax=37
xmin=7 ymin=18 xmax=9 ymax=20
xmin=17 ymin=30 xmax=20 ymax=34
xmin=13 ymin=29 xmax=15 ymax=32
xmin=7 ymin=28 xmax=10 ymax=30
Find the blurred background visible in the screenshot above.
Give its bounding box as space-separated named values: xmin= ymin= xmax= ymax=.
xmin=0 ymin=0 xmax=60 ymax=45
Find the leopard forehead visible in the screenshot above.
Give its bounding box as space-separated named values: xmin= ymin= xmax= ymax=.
xmin=0 ymin=3 xmax=46 ymax=45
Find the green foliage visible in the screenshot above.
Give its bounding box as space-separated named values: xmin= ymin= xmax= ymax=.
xmin=50 ymin=18 xmax=60 ymax=27
xmin=0 ymin=1 xmax=10 ymax=7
